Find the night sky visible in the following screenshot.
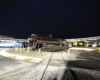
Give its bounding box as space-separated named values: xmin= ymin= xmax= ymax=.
xmin=0 ymin=0 xmax=100 ymax=39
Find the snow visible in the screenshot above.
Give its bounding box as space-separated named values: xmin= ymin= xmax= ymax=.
xmin=70 ymin=47 xmax=95 ymax=51
xmin=42 ymin=52 xmax=66 ymax=80
xmin=0 ymin=49 xmax=43 ymax=63
xmin=20 ymin=53 xmax=52 ymax=80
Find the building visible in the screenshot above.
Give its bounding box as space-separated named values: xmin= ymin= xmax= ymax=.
xmin=0 ymin=35 xmax=28 ymax=42
xmin=0 ymin=35 xmax=14 ymax=40
xmin=65 ymin=36 xmax=100 ymax=42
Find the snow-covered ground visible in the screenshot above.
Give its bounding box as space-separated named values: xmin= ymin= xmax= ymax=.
xmin=42 ymin=52 xmax=66 ymax=80
xmin=0 ymin=49 xmax=43 ymax=63
xmin=70 ymin=47 xmax=95 ymax=51
xmin=20 ymin=52 xmax=76 ymax=80
xmin=0 ymin=49 xmax=39 ymax=79
xmin=20 ymin=52 xmax=52 ymax=80
xmin=1 ymin=48 xmax=100 ymax=80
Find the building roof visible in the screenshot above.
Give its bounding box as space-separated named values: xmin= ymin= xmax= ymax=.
xmin=0 ymin=35 xmax=14 ymax=39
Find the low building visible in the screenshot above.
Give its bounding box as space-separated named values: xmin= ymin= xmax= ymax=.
xmin=0 ymin=35 xmax=14 ymax=40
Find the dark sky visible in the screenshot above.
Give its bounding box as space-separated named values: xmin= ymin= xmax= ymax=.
xmin=0 ymin=0 xmax=100 ymax=39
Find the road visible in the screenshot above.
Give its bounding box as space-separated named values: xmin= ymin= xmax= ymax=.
xmin=0 ymin=52 xmax=37 ymax=79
